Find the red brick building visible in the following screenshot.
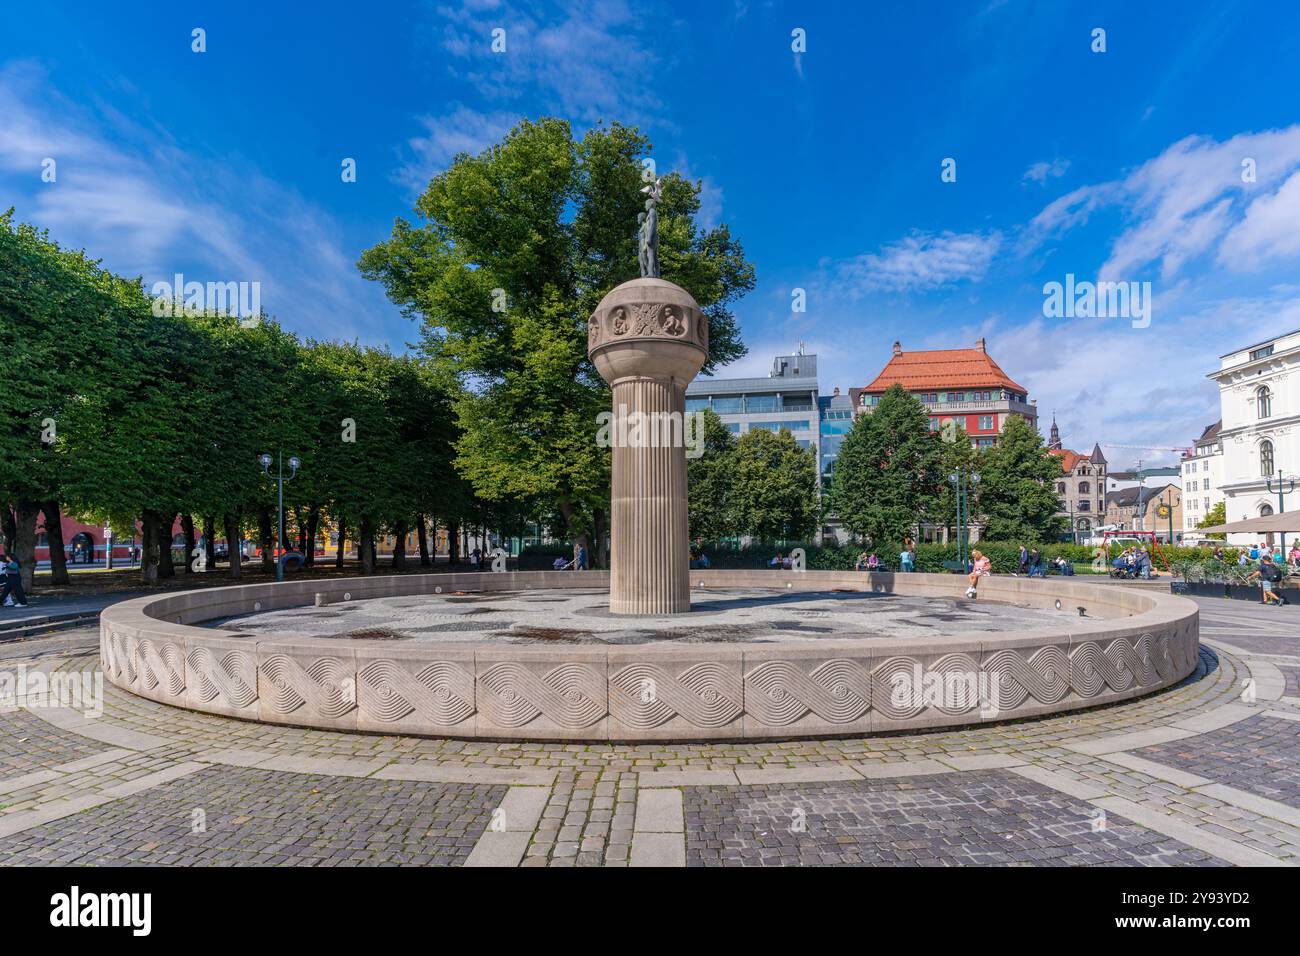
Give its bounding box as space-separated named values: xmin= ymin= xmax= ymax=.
xmin=32 ymin=513 xmax=185 ymax=563
xmin=853 ymin=338 xmax=1037 ymax=447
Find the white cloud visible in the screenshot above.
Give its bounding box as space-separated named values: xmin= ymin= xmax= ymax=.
xmin=836 ymin=231 xmax=1002 ymax=295
xmin=1023 ymin=158 xmax=1069 ymax=185
xmin=0 ymin=62 xmax=397 ymax=344
xmin=395 ymin=106 xmax=518 ymax=192
xmin=1024 ymin=128 xmax=1300 ymax=281
xmin=1217 ymin=170 xmax=1300 ymax=270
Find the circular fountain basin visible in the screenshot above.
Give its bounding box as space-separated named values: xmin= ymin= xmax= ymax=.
xmin=99 ymin=569 xmax=1199 ymax=742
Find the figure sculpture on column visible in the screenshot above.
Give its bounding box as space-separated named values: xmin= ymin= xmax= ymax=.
xmin=638 ymin=178 xmax=661 ymax=279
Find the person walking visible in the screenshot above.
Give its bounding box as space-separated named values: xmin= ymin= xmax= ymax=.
xmin=1246 ymin=554 xmax=1287 ymax=606
xmin=965 ymin=549 xmax=991 ymax=598
xmin=574 ymin=541 xmax=588 ymax=571
xmin=1017 ymin=545 xmax=1029 ymax=576
xmin=1 ymin=553 xmax=29 ymax=608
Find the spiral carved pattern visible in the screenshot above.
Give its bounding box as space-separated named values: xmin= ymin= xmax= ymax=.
xmin=105 ymin=629 xmax=139 ymax=687
xmin=983 ymin=645 xmax=1071 ymax=711
xmin=477 ymin=662 xmax=605 ymax=729
xmin=187 ymin=647 xmax=258 ymax=709
xmin=137 ymin=638 xmax=186 ymax=698
xmin=357 ymin=659 xmax=474 ymax=726
xmin=261 ymin=655 xmax=356 ymax=720
xmin=609 ymin=662 xmax=742 ymax=729
xmin=744 ymin=660 xmax=871 ymax=726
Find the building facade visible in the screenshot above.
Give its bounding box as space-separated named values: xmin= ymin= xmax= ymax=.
xmin=685 ymin=351 xmax=821 ymax=465
xmin=1211 ymin=327 xmax=1300 ymax=548
xmin=1180 ymin=421 xmax=1224 ymax=541
xmin=1046 ymin=417 xmax=1108 ymax=541
xmin=1103 ymin=482 xmax=1183 ymax=542
xmin=854 ymin=339 xmax=1037 ymax=447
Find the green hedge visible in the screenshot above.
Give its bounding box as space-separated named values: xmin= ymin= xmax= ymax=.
xmin=701 ymin=541 xmax=1242 ymax=574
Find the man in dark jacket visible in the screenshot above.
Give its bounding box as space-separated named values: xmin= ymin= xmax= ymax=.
xmin=1 ymin=553 xmax=29 ymax=608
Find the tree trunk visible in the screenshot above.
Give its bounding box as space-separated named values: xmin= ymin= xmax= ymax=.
xmin=156 ymin=512 xmax=177 ymax=579
xmin=12 ymin=501 xmax=40 ymax=592
xmin=140 ymin=510 xmax=160 ymax=584
xmin=305 ymin=505 xmax=320 ymax=567
xmin=447 ymin=520 xmax=460 ymax=565
xmin=224 ymin=513 xmax=242 ymax=580
xmin=416 ymin=514 xmax=430 ymax=567
xmin=391 ymin=519 xmax=408 ymax=570
xmin=43 ymin=500 xmax=70 ymax=585
xmin=335 ymin=515 xmax=346 ymax=569
xmin=258 ymin=506 xmax=275 ymax=571
xmin=202 ymin=515 xmax=216 ymax=568
xmin=1 ymin=504 xmax=15 ymax=556
xmin=181 ymin=513 xmax=197 ymax=573
xmin=359 ymin=515 xmax=375 ymax=574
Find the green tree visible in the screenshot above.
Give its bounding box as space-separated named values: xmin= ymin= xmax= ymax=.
xmin=972 ymin=415 xmax=1066 ymax=541
xmin=687 ymin=409 xmax=737 ymax=542
xmin=357 ymin=119 xmax=754 ymax=548
xmin=730 ymin=428 xmax=819 ymax=541
xmin=1197 ymin=501 xmax=1227 ymax=540
xmin=829 ymin=385 xmax=943 ymax=544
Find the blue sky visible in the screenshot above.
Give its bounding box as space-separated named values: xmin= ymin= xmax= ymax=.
xmin=3 ymin=0 xmax=1300 ymax=469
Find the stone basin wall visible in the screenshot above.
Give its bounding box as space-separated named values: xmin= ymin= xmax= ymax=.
xmin=99 ymin=570 xmax=1200 ymax=742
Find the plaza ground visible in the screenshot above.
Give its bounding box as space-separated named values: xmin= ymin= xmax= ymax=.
xmin=0 ymin=595 xmax=1297 ymax=867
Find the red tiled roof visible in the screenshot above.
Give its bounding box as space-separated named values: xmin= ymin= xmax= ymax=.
xmin=863 ymin=347 xmax=1028 ymax=393
xmin=1050 ymin=448 xmax=1084 ymax=473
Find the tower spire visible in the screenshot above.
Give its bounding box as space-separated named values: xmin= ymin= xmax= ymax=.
xmin=1048 ymin=412 xmax=1061 ymax=451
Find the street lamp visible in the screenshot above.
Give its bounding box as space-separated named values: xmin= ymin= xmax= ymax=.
xmin=1265 ymin=469 xmax=1296 ymax=554
xmin=103 ymin=525 xmax=113 ymax=571
xmin=259 ymin=451 xmax=300 ymax=581
xmin=949 ymin=469 xmax=980 ymax=567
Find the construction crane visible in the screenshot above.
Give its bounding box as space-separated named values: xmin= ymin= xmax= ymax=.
xmin=1101 ymin=442 xmax=1192 ymax=455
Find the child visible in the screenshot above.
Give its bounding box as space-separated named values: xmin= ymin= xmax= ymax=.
xmin=965 ymin=549 xmax=991 ymax=598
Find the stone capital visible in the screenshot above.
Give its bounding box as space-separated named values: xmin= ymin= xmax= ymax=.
xmin=588 ymin=278 xmax=709 ymax=385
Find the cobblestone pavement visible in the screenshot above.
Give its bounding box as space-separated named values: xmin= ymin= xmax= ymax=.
xmin=0 ymin=595 xmax=1297 ymax=866
xmin=683 ymin=771 xmax=1216 ymax=866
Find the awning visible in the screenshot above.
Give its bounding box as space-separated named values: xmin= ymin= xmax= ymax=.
xmin=1195 ymin=512 xmax=1300 ymax=534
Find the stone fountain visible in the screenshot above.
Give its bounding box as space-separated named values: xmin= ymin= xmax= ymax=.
xmin=586 ymin=178 xmax=708 ymax=614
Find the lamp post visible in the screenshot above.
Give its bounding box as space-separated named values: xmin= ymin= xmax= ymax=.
xmin=259 ymin=451 xmax=300 ymax=582
xmin=1156 ymin=491 xmax=1179 ymax=546
xmin=1265 ymin=469 xmax=1296 ymax=554
xmin=104 ymin=526 xmax=113 ymax=571
xmin=949 ymin=469 xmax=980 ymax=567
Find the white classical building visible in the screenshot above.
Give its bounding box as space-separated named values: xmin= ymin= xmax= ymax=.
xmin=1180 ymin=421 xmax=1224 ymax=541
xmin=1210 ymin=328 xmax=1300 ymax=547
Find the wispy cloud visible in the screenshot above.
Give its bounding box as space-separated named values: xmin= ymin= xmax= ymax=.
xmin=395 ymin=106 xmax=518 ymax=193
xmin=836 ymin=230 xmax=1003 ymax=295
xmin=1024 ymin=128 xmax=1300 ymax=280
xmin=0 ymin=61 xmax=396 ymax=344
xmin=1022 ymin=157 xmax=1069 ymax=185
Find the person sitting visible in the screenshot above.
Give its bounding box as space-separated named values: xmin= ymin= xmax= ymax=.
xmin=856 ymin=550 xmax=871 ymax=571
xmin=965 ymin=549 xmax=991 ymax=598
xmin=1051 ymin=555 xmax=1075 ymax=576
xmin=769 ymin=552 xmax=784 ymax=569
xmin=867 ymin=553 xmax=879 ymax=571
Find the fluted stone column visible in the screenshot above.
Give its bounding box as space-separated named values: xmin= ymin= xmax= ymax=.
xmin=588 ymin=278 xmax=709 ymax=615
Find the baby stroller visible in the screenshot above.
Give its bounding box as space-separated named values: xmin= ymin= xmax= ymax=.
xmin=1109 ymin=557 xmax=1139 ymax=579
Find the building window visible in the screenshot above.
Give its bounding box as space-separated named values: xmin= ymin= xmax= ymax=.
xmin=977 ymin=415 xmax=994 ymax=430
xmin=1250 ymin=345 xmax=1274 ymax=360
xmin=1203 ymin=497 xmax=1209 ymax=511
xmin=975 ymin=437 xmax=995 ymax=448
xmin=1260 ymin=439 xmax=1275 ymax=477
xmin=745 ymin=394 xmax=779 ymax=413
xmin=1261 ymin=503 xmax=1274 ymax=517
xmin=1189 ymin=480 xmax=1197 ymax=492
xmin=1257 ymin=385 xmax=1273 ymax=418
xmin=1079 ymin=466 xmax=1090 ymax=476
xmin=1056 ymin=482 xmax=1066 ymax=493
xmin=712 ymin=396 xmax=743 ymax=414
xmin=929 ymin=417 xmax=939 ymax=430
xmin=685 ymin=398 xmax=710 ymax=412
xmin=1079 ymin=481 xmax=1090 ymax=494
xmin=1078 ymin=500 xmax=1090 ymax=512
